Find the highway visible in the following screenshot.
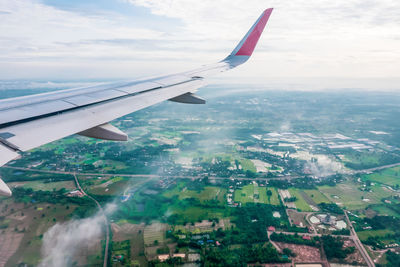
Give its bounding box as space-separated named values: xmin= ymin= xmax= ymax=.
xmin=352 ymin=162 xmax=400 ymax=174
xmin=72 ymin=173 xmax=110 ymax=267
xmin=344 ymin=210 xmax=375 ymax=267
xmin=2 ymin=165 xmax=303 ymax=181
xmin=5 ymin=161 xmax=400 ymax=183
xmin=5 ymin=161 xmax=400 ymax=266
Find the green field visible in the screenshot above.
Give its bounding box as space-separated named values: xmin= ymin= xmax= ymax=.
xmin=343 ymin=152 xmax=380 ymax=166
xmin=167 ymin=206 xmax=225 ymax=224
xmin=362 ymin=166 xmax=400 ymax=187
xmin=8 ymin=180 xmax=76 ymax=191
xmin=303 ymin=189 xmax=330 ymax=204
xmin=265 ymin=187 xmax=280 ymax=205
xmin=288 ymin=188 xmax=312 ymax=211
xmin=240 ymin=159 xmax=256 ymax=172
xmin=164 ymin=185 xmax=226 ymax=205
xmin=371 ymin=204 xmax=400 ymax=218
xmin=357 ymin=229 xmax=395 ymax=242
xmin=234 ymin=184 xmax=279 ymax=205
xmin=88 ymin=177 xmax=130 ymax=196
xmin=318 ymin=181 xmax=394 ymax=210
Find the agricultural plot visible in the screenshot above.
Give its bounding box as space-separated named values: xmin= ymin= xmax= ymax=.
xmin=239 ymin=158 xmax=257 ymax=172
xmin=167 ymin=206 xmax=225 ymax=224
xmin=163 ymin=185 xmax=226 ymax=205
xmin=370 ymin=204 xmax=400 ymax=218
xmin=318 ymin=181 xmax=393 ymax=210
xmin=357 ymin=229 xmax=395 ymax=242
xmin=143 ymin=223 xmax=167 ymax=246
xmin=88 ymin=177 xmax=130 ymax=196
xmin=362 ymin=166 xmax=400 ymax=187
xmin=174 ymin=219 xmax=232 ymax=234
xmin=343 ymin=152 xmax=381 ymax=167
xmin=8 ymin=180 xmax=76 ymax=192
xmin=265 ymin=187 xmax=280 ymax=205
xmin=234 ymin=183 xmax=277 ymax=204
xmin=183 ymin=187 xmax=225 ymax=204
xmin=288 ymin=188 xmax=312 ymax=212
xmin=302 ymin=189 xmax=330 ymax=204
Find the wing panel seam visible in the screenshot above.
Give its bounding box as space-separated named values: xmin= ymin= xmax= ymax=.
xmin=0 ymin=79 xmax=197 ymax=129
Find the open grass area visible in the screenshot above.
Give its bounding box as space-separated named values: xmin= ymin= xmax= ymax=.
xmin=234 ymin=183 xmax=279 ymax=205
xmin=8 ymin=180 xmax=76 ymax=192
xmin=167 ymin=206 xmax=225 ymax=224
xmin=288 ymin=188 xmax=312 ymax=211
xmin=163 ymin=185 xmax=226 ymax=205
xmin=343 ymin=152 xmax=380 ymax=166
xmin=362 ymin=166 xmax=400 ymax=187
xmin=240 ymin=158 xmax=257 ymax=172
xmin=371 ymin=204 xmax=400 ymax=218
xmin=181 ymin=186 xmax=226 ymax=204
xmin=174 ymin=218 xmax=232 ymax=234
xmin=357 ymin=229 xmax=395 ymax=242
xmin=303 ymin=189 xmax=330 ymax=204
xmin=318 ymin=181 xmax=394 ymax=210
xmin=265 ymin=187 xmax=280 ymax=205
xmin=88 ymin=177 xmax=130 ymax=196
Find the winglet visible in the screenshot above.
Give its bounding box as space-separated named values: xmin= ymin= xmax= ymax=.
xmin=223 ymin=8 xmax=273 ymax=67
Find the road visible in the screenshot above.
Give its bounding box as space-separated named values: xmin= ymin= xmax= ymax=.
xmin=5 ymin=161 xmax=400 ymax=182
xmin=352 ymin=162 xmax=400 ymax=174
xmin=72 ymin=173 xmax=109 ymax=267
xmin=5 ymin=161 xmax=399 ymax=266
xmin=3 ymin=165 xmax=303 ymax=181
xmin=270 ymin=230 xmax=351 ymax=239
xmin=344 ymin=210 xmax=375 ymax=267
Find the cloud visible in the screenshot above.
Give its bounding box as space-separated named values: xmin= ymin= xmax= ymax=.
xmin=305 ymin=155 xmax=344 ymax=177
xmin=0 ymin=0 xmax=399 ymax=88
xmin=125 ymin=0 xmax=400 ymax=82
xmin=39 ymin=203 xmax=116 ymax=267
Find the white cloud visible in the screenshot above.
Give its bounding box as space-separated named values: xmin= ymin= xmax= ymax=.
xmin=0 ymin=0 xmax=400 ymax=89
xmin=38 ymin=203 xmax=116 ymax=267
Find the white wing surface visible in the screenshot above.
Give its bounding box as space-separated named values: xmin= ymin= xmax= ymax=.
xmin=0 ymin=8 xmax=273 ymax=195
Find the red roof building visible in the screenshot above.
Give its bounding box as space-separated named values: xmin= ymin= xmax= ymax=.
xmin=302 ymin=235 xmax=311 ymax=240
xmin=268 ymin=226 xmax=276 ymax=232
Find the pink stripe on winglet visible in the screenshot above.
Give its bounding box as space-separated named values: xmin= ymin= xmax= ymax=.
xmin=235 ymin=8 xmax=273 ymax=56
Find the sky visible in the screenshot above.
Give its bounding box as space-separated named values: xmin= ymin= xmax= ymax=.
xmin=0 ymin=0 xmax=399 ymax=90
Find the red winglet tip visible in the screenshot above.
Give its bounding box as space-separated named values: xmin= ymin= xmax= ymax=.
xmin=235 ymin=8 xmax=273 ymax=56
xmin=264 ymin=8 xmax=273 ymax=13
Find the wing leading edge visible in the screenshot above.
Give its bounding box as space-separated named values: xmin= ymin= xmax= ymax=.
xmin=0 ymin=8 xmax=273 ymax=196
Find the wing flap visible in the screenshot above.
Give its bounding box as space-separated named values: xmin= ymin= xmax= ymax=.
xmin=78 ymin=123 xmax=128 ymax=141
xmin=169 ymin=93 xmax=206 ymax=104
xmin=0 ymin=143 xmax=19 ymax=166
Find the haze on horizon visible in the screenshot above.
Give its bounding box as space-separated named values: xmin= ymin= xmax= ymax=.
xmin=0 ymin=0 xmax=399 ymax=90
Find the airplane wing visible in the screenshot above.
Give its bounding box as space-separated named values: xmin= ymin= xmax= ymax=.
xmin=0 ymin=8 xmax=273 ymax=196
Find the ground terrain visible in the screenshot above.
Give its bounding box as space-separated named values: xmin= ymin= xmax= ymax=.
xmin=1 ymin=85 xmax=400 ymax=266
